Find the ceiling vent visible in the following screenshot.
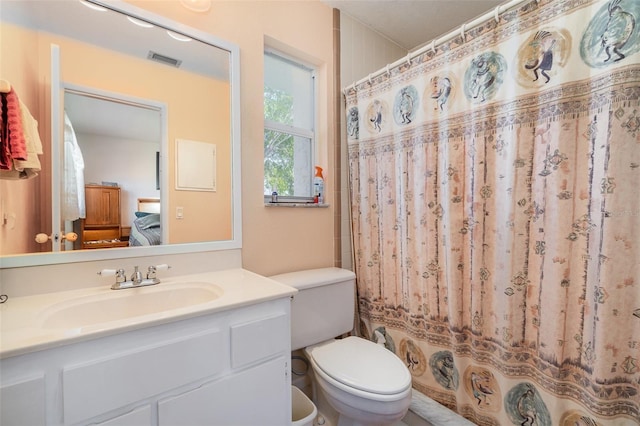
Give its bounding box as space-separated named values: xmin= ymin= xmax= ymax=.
xmin=147 ymin=51 xmax=182 ymax=68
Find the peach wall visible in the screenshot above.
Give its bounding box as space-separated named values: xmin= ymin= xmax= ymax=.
xmin=0 ymin=23 xmax=50 ymax=255
xmin=129 ymin=1 xmax=337 ymax=276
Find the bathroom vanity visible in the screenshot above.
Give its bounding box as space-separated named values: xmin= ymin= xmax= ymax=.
xmin=0 ymin=269 xmax=296 ymax=425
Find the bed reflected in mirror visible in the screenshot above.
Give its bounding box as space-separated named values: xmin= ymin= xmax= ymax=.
xmin=129 ymin=198 xmax=162 ymax=247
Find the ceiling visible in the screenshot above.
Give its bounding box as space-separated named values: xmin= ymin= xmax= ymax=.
xmin=64 ymin=92 xmax=161 ymax=144
xmin=1 ymin=0 xmax=230 ymax=80
xmin=5 ymin=0 xmax=506 ymax=140
xmin=2 ymin=0 xmax=229 ymax=143
xmin=322 ymin=0 xmax=504 ymax=51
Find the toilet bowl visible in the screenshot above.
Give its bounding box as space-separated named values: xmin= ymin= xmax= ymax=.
xmin=269 ymin=268 xmax=412 ymax=426
xmin=306 ymin=336 xmax=412 ymax=426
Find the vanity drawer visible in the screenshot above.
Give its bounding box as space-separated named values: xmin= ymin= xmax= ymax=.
xmin=230 ymin=312 xmax=289 ymax=368
xmin=62 ymin=329 xmax=224 ymax=424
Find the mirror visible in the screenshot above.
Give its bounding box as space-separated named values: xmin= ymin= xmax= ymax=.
xmin=62 ymin=87 xmax=166 ymax=249
xmin=0 ymin=0 xmax=241 ymax=268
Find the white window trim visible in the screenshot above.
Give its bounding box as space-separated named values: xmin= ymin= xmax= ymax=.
xmin=263 ymin=48 xmax=319 ymax=204
xmin=264 ymin=120 xmax=314 ymax=140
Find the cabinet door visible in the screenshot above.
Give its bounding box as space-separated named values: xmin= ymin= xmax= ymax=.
xmin=158 ymin=356 xmax=289 ymax=426
xmin=85 ymin=186 xmax=120 ymax=226
xmin=0 ymin=376 xmax=46 ymax=426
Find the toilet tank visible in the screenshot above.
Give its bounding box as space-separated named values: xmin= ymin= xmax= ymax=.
xmin=269 ymin=268 xmax=355 ymax=351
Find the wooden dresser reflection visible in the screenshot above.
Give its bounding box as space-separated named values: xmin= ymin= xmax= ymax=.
xmin=74 ymin=185 xmax=129 ymax=249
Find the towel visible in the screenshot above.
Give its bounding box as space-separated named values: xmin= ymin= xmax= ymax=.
xmin=0 ymin=92 xmax=9 ymax=169
xmin=0 ymin=97 xmax=44 ymax=179
xmin=3 ymin=89 xmax=28 ymax=167
xmin=13 ymin=100 xmax=43 ymax=172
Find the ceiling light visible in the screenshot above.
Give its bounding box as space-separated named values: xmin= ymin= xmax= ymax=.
xmin=167 ymin=31 xmax=192 ymax=42
xmin=179 ymin=0 xmax=211 ymax=13
xmin=79 ymin=0 xmax=107 ymax=12
xmin=127 ymin=16 xmax=154 ymax=28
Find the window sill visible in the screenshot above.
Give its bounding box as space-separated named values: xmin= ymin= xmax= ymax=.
xmin=265 ymin=202 xmax=330 ymax=208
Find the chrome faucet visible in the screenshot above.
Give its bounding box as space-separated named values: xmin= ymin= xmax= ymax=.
xmin=99 ymin=264 xmax=171 ymax=290
xmin=130 ymin=266 xmax=143 ymax=284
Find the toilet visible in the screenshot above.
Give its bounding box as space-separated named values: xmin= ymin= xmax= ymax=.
xmin=270 ymin=268 xmax=412 ymax=426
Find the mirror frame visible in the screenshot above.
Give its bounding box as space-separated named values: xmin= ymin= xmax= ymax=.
xmin=0 ymin=0 xmax=242 ymax=269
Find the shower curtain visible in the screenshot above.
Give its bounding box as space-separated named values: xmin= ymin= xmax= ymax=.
xmin=345 ymin=0 xmax=639 ymax=424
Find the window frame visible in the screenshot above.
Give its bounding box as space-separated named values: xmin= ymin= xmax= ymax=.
xmin=263 ymin=48 xmax=317 ymax=204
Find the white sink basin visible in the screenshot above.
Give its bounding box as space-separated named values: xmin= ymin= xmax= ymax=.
xmin=40 ymin=282 xmax=223 ymax=329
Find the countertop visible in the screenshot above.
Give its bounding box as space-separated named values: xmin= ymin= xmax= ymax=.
xmin=0 ymin=268 xmax=297 ymax=359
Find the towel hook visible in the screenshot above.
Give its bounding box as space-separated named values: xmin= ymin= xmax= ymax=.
xmin=494 ymin=5 xmax=501 ymax=23
xmin=460 ymin=23 xmax=466 ymax=42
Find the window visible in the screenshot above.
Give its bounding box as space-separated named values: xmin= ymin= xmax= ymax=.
xmin=264 ymin=50 xmax=315 ymax=201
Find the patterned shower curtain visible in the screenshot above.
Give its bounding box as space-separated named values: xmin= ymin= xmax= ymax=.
xmin=345 ymin=0 xmax=639 ymax=424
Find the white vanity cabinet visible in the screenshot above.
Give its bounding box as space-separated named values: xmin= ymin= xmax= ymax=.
xmin=0 ymin=297 xmax=292 ymax=426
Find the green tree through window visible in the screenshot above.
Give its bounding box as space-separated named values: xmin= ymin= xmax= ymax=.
xmin=264 ymin=50 xmax=315 ymax=199
xmin=264 ymin=87 xmax=294 ymax=195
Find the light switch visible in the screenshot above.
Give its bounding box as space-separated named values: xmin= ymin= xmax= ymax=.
xmin=176 ymin=206 xmax=184 ymax=219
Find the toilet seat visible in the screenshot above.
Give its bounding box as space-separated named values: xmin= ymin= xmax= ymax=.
xmin=307 ymin=336 xmax=411 ymax=396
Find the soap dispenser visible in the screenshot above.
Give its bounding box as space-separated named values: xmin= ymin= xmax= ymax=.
xmin=314 ymin=166 xmax=325 ymax=204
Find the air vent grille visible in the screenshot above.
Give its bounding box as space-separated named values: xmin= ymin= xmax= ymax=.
xmin=147 ymin=51 xmax=182 ymax=68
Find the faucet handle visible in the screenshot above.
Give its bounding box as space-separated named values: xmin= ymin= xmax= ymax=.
xmin=147 ymin=264 xmax=171 ymax=279
xmin=147 ymin=265 xmax=157 ymax=279
xmin=98 ymin=268 xmax=127 ymax=284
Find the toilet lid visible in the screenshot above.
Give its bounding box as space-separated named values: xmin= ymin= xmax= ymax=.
xmin=308 ymin=336 xmax=411 ymax=395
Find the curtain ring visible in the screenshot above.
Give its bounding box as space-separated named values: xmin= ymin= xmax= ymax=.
xmin=494 ymin=5 xmax=501 ymax=23
xmin=460 ymin=23 xmax=466 ymax=42
xmin=430 ymin=39 xmax=436 ymax=54
xmin=368 ymin=73 xmax=373 ymax=85
xmin=405 ymin=53 xmax=412 ymax=66
xmin=385 ymin=64 xmax=391 ymax=77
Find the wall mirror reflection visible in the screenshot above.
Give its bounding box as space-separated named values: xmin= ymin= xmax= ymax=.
xmin=63 ymin=88 xmax=165 ymax=250
xmin=0 ymin=0 xmax=241 ymax=267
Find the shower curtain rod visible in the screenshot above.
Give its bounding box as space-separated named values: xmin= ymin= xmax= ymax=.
xmin=345 ymin=0 xmax=537 ymax=92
